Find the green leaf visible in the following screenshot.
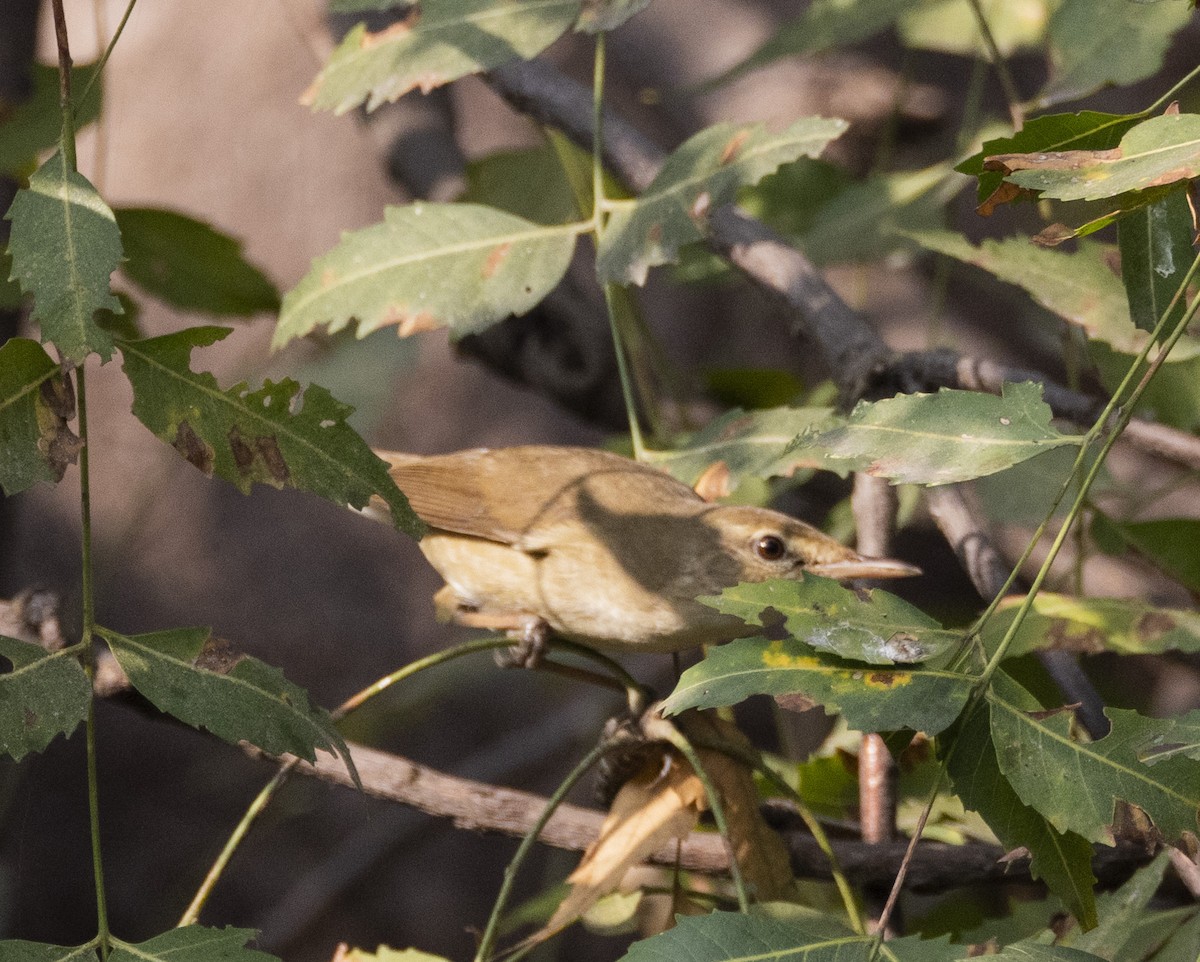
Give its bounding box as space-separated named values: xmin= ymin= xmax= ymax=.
xmin=987 ymin=114 xmax=1200 ymax=203
xmin=1146 ymin=909 xmax=1200 ymax=962
xmin=118 ymin=326 xmax=421 ymax=535
xmin=461 ymin=146 xmax=583 ymax=225
xmin=304 ymin=0 xmax=581 ymax=114
xmin=0 ymin=635 xmax=90 ymax=761
xmin=1117 ymin=189 xmax=1195 ymax=338
xmin=0 ymin=337 xmax=80 ymax=495
xmin=103 ymin=627 xmax=356 ymax=782
xmin=0 ymin=62 xmax=102 ymax=175
xmin=1108 ymin=518 xmax=1200 ymax=592
xmin=988 ymin=673 xmax=1200 ymax=844
xmin=664 ymin=635 xmax=973 ymax=735
xmin=5 ymin=150 xmax=122 ymax=363
xmin=910 ymin=232 xmax=1200 ymax=362
xmin=979 ymin=593 xmax=1200 ymax=659
xmin=1067 ymin=850 xmax=1172 ymax=958
xmin=898 ymin=0 xmax=1050 ymax=56
xmin=114 ymin=208 xmax=279 ymax=317
xmin=574 ymin=0 xmax=651 ymax=32
xmin=1089 ymin=343 xmax=1200 ymax=431
xmin=984 ymin=946 xmax=1109 ymax=962
xmin=946 ymin=700 xmax=1098 ymax=929
xmin=1036 ymin=0 xmax=1194 ymax=109
xmin=274 ymin=203 xmax=578 ymax=348
xmin=644 ymin=406 xmax=834 ymax=488
xmin=108 ymin=927 xmax=277 ymax=962
xmin=788 ymin=383 xmax=1079 ymax=486
xmin=958 ymin=111 xmax=1140 ymax=207
xmin=617 ymin=911 xmax=961 ymax=962
xmin=707 ymin=0 xmax=936 ymax=88
xmin=0 ymin=941 xmax=100 ymax=962
xmin=596 ymin=118 xmax=847 ymax=285
xmin=701 ymin=577 xmax=962 ymax=665
xmin=794 ymin=164 xmax=955 ymax=266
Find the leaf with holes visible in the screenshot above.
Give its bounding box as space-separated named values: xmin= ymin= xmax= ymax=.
xmin=274 ymin=204 xmax=578 ymax=348
xmin=304 ymin=0 xmax=581 ymax=114
xmin=118 ymin=326 xmax=421 ymax=534
xmin=4 ymin=150 xmax=122 ymax=363
xmin=597 ymin=118 xmax=847 ymax=285
xmin=0 ymin=635 xmax=90 ymax=761
xmin=788 ymin=382 xmax=1080 ymax=485
xmin=989 ymin=672 xmax=1200 ymax=844
xmin=103 ymin=627 xmax=356 ymax=783
xmin=0 ymin=338 xmax=80 ymax=495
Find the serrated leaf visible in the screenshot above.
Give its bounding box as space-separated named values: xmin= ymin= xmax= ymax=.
xmin=274 ymin=203 xmax=577 ymax=348
xmin=108 ymin=926 xmax=276 ymax=962
xmin=988 ymin=673 xmax=1200 ymax=844
xmin=304 ymin=0 xmax=581 ymax=114
xmin=118 ymin=326 xmax=421 ymax=534
xmin=788 ymin=382 xmax=1079 ymax=486
xmin=0 ymin=337 xmax=80 ymax=494
xmin=616 ymin=911 xmax=962 ymax=962
xmin=898 ymin=0 xmax=1050 ymax=56
xmin=0 ymin=635 xmax=90 ymax=761
xmin=980 ymin=593 xmax=1200 ymax=659
xmin=946 ymin=700 xmax=1098 ymax=929
xmin=701 ymin=577 xmax=961 ymax=665
xmin=958 ymin=111 xmax=1141 ymax=208
xmin=708 ymin=0 xmax=937 ymax=88
xmin=5 ymin=150 xmax=121 ymax=363
xmin=0 ymin=941 xmax=100 ymax=962
xmin=1036 ymin=0 xmax=1193 ymax=109
xmin=574 ymin=0 xmax=650 ymax=32
xmin=0 ymin=62 xmax=102 ymax=175
xmin=645 ymin=406 xmax=834 ymax=489
xmin=103 ymin=627 xmax=357 ymax=783
xmin=986 ymin=114 xmax=1200 ymax=204
xmin=596 ymin=118 xmax=847 ymax=285
xmin=664 ymin=635 xmax=973 ymax=735
xmin=911 ymin=232 xmax=1200 ymax=362
xmin=114 ymin=208 xmax=279 ymax=317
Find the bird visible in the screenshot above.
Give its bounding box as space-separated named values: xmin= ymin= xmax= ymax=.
xmin=369 ymin=445 xmax=918 ymax=654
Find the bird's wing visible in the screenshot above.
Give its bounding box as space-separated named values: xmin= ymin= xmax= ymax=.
xmin=374 ymin=446 xmax=700 ymax=547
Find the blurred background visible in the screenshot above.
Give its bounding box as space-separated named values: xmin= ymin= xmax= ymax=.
xmin=1 ymin=1 xmax=1198 ymax=959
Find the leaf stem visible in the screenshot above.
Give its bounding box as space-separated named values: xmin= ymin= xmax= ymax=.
xmin=473 ymin=740 xmax=611 ymax=962
xmin=77 ymin=0 xmax=139 ymax=111
xmin=964 ymin=0 xmax=1023 ymax=129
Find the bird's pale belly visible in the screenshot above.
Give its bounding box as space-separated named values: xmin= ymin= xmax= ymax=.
xmin=417 ymin=531 xmax=750 ymax=652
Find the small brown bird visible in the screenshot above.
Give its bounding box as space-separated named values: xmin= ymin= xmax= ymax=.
xmin=371 ymin=446 xmax=918 ymax=653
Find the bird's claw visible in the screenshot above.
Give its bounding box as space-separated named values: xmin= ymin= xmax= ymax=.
xmin=493 ymin=616 xmax=550 ymax=670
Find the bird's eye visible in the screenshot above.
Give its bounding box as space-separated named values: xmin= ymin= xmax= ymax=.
xmin=753 ymin=534 xmax=787 ymax=561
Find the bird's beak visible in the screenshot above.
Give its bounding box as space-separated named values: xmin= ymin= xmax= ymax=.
xmin=806 ymin=557 xmax=922 ymax=580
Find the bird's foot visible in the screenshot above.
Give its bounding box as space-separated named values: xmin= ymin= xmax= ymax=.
xmin=494 ymin=616 xmax=551 ymax=670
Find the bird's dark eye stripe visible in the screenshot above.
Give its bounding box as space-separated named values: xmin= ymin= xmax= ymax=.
xmin=753 ymin=534 xmax=787 ymax=561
